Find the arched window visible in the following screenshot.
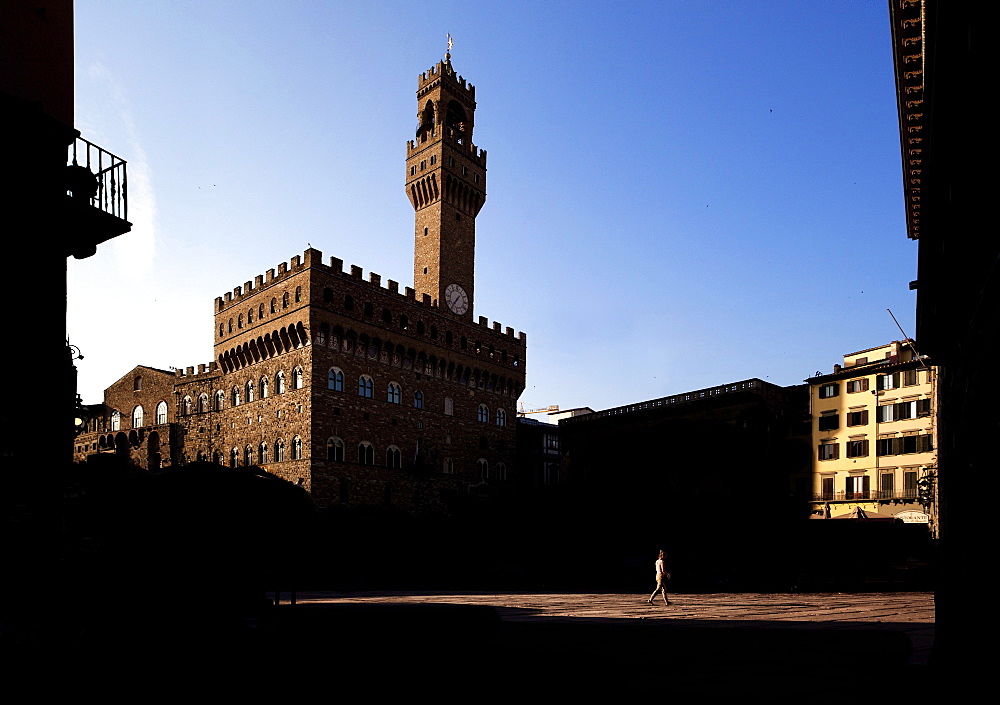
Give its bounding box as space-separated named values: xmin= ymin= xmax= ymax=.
xmin=387 ymin=382 xmax=401 ymax=404
xmin=327 ymin=437 xmax=344 ymax=462
xmin=270 ymin=298 xmax=277 ymax=314
xmin=497 ymin=463 xmax=507 ymax=481
xmin=132 ymin=405 xmax=144 ymax=428
xmin=477 ymin=404 xmax=489 ymax=423
xmin=260 ymin=377 xmax=269 ymax=399
xmin=238 ymin=313 xmax=244 ymax=329
xmin=258 ymin=303 xmax=265 ymax=320
xmin=232 ymin=387 xmax=241 ymax=406
xmin=198 ymin=394 xmax=209 ymax=413
xmin=247 ymin=308 xmax=254 ymax=324
xmin=276 ymin=439 xmax=285 ymax=462
xmin=183 ymin=396 xmax=193 ymax=415
xmin=228 ymin=319 xmax=233 ymax=333
xmin=246 ymin=381 xmax=255 ymax=403
xmin=276 ymin=371 xmax=286 ymax=394
xmin=282 ymin=292 xmax=289 ymax=309
xmin=155 ymin=401 xmax=167 ymax=425
xmin=215 ymin=390 xmax=225 ymax=411
xmin=292 ymin=367 xmax=304 ymax=390
xmin=358 ymin=441 xmax=374 ymax=465
xmin=386 ymin=445 xmax=402 ymax=469
xmin=444 ymin=397 xmax=454 ymax=416
xmin=219 ymin=324 xmax=225 ymax=338
xmin=414 ymin=390 xmax=424 ymax=409
xmin=295 ymin=286 xmax=302 ymax=303
xmin=496 ymin=408 xmax=506 ymax=427
xmin=111 ymin=409 xmax=121 ymax=431
xmin=245 ymin=445 xmax=254 ymax=466
xmin=230 ymin=448 xmax=239 ymax=467
xmin=259 ymin=442 xmax=269 ymax=464
xmin=328 ymin=368 xmax=344 ymax=391
xmin=133 ymin=376 xmax=142 ymax=391
xmin=359 ymin=375 xmax=373 ymax=398
xmin=292 ymin=436 xmax=303 ymax=460
xmin=443 ymin=458 xmax=454 ymax=474
xmin=316 ymin=323 xmax=327 ymax=346
xmin=477 ymin=458 xmax=489 ymax=480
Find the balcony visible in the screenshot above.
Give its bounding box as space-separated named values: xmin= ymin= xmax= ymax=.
xmin=64 ymin=135 xmax=131 ymax=258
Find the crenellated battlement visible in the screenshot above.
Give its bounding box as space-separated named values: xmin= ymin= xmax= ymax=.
xmin=417 ymin=60 xmax=476 ymax=101
xmin=406 ymin=129 xmax=487 ymax=166
xmin=217 ymin=248 xmax=525 ymax=346
xmin=172 ymin=361 xmax=220 ymax=381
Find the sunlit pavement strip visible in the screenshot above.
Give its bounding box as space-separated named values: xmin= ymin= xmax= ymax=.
xmin=294 ymin=591 xmax=934 ymax=667
xmin=295 ymin=591 xmax=933 ymax=624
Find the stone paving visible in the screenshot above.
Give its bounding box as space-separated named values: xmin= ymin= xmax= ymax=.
xmin=294 ymin=590 xmax=933 ymax=622
xmin=293 ymin=590 xmax=935 ymax=666
xmin=227 ymin=591 xmax=935 ymax=698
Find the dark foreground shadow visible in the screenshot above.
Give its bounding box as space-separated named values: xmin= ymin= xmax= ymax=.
xmin=11 ymin=601 xmax=930 ymax=700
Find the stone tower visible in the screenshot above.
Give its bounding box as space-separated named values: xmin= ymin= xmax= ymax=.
xmin=406 ymin=52 xmax=486 ymax=321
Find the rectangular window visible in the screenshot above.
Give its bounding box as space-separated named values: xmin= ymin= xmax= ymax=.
xmin=821 ymin=477 xmax=835 ymax=500
xmin=876 ymin=405 xmax=894 ymax=423
xmin=818 ymin=443 xmax=838 ymax=460
xmin=846 ymin=379 xmax=869 ymax=393
xmin=904 ymin=471 xmax=918 ymax=499
xmin=847 ymin=410 xmax=868 ymax=427
xmin=877 ymin=438 xmax=897 ymax=456
xmin=818 ymin=383 xmax=839 ymax=399
xmin=894 ymin=401 xmax=916 ymax=420
xmin=876 ymin=372 xmax=900 ymax=390
xmin=846 ymin=439 xmax=869 ymax=458
xmin=903 ymin=369 xmax=918 ymax=386
xmin=544 ymin=434 xmax=560 ymax=453
xmin=880 ymin=472 xmax=895 ymax=497
xmin=917 ymin=398 xmax=932 ymax=417
xmin=845 ymin=475 xmax=870 ymax=499
xmin=818 ymin=413 xmax=839 ymax=431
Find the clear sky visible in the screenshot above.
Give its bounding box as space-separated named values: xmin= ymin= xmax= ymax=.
xmin=69 ymin=1 xmax=913 ymax=413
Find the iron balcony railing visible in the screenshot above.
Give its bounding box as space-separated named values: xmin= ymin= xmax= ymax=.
xmin=67 ymin=136 xmax=128 ymax=220
xmin=813 ymin=489 xmax=920 ymax=502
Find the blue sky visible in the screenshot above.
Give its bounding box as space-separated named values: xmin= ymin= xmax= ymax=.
xmin=69 ymin=1 xmax=913 ymax=412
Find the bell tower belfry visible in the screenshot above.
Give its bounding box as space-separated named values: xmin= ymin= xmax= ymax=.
xmin=406 ymin=49 xmax=486 ymax=320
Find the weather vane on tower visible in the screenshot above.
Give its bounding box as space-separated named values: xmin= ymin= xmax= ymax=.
xmin=445 ymin=33 xmax=453 ymax=61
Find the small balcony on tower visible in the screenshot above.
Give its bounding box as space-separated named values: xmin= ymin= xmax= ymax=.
xmin=63 ymin=134 xmax=132 ymax=258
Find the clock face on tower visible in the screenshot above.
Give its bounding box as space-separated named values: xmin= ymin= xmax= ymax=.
xmin=444 ymin=283 xmax=469 ymax=315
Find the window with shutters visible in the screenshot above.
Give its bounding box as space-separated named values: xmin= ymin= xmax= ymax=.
xmin=847 ymin=410 xmax=868 ymax=426
xmin=876 ymin=373 xmax=899 ymax=390
xmin=818 ymin=413 xmax=839 ymax=432
xmin=846 ymin=439 xmax=869 ymax=458
xmin=818 ymin=442 xmax=838 ymax=460
xmin=845 ymin=475 xmax=870 ymax=499
xmin=846 ymin=378 xmax=869 ymax=393
xmin=818 ymin=383 xmax=839 ymax=399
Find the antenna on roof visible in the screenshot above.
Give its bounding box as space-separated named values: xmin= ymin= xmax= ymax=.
xmin=887 ymin=308 xmax=927 ymax=367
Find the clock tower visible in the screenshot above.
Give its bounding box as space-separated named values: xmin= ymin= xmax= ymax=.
xmin=406 ymin=50 xmax=486 ymax=320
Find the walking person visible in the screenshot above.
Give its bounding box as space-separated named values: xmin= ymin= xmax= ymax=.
xmin=648 ymin=549 xmax=671 ymax=606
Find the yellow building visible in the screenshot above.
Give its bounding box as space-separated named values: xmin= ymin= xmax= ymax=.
xmin=807 ymin=340 xmax=936 ymax=529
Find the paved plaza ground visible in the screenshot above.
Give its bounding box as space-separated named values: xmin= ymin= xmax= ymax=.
xmin=270 ymin=591 xmax=934 ymax=697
